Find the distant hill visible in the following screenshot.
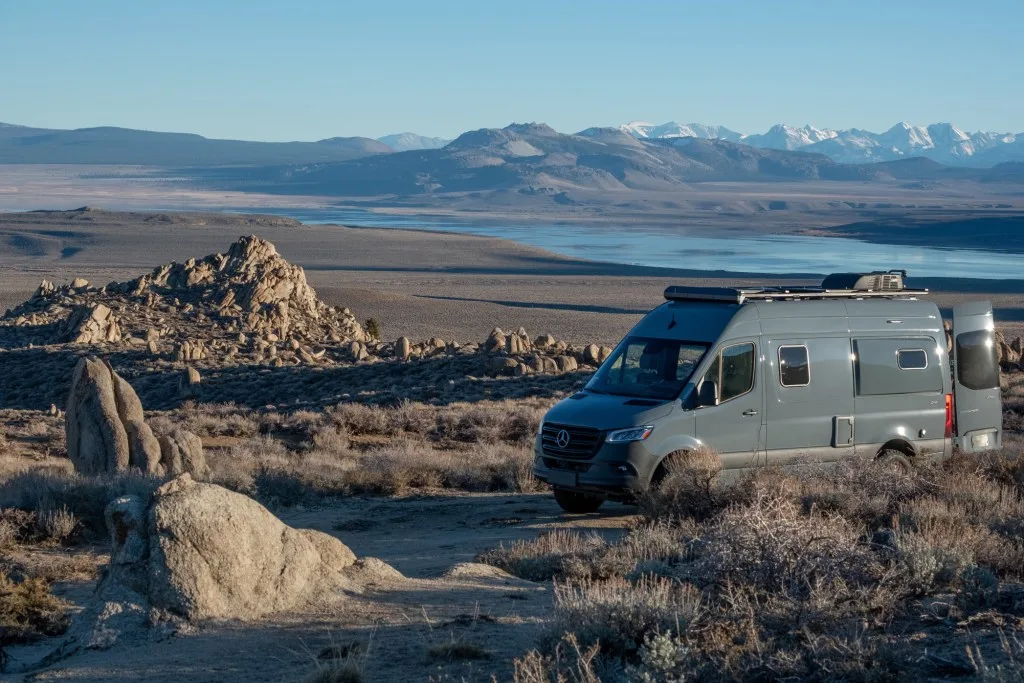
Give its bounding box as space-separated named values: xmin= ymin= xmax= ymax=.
xmin=207 ymin=122 xmax=1020 ymax=198
xmin=0 ymin=123 xmax=390 ymax=165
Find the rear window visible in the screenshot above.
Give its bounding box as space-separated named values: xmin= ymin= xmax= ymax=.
xmin=897 ymin=349 xmax=928 ymax=370
xmin=956 ymin=330 xmax=999 ymax=390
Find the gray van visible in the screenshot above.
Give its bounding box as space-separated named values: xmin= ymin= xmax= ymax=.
xmin=534 ymin=271 xmax=1003 ymax=513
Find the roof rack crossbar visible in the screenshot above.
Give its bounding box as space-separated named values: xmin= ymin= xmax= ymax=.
xmin=663 ymin=285 xmax=929 ymax=305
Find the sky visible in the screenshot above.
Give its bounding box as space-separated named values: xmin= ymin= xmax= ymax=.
xmin=1 ymin=0 xmax=1021 ymax=141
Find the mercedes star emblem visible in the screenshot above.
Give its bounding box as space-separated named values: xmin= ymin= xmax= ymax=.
xmin=556 ymin=429 xmax=571 ymax=449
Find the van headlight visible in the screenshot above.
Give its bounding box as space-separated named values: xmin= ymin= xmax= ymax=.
xmin=537 ymin=421 xmax=545 ymax=436
xmin=606 ymin=426 xmax=654 ymax=443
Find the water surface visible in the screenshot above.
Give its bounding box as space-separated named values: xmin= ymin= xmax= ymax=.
xmin=234 ymin=207 xmax=1024 ymax=280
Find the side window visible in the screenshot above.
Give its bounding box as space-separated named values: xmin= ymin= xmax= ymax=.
xmin=897 ymin=349 xmax=928 ymax=370
xmin=720 ymin=343 xmax=755 ymax=402
xmin=778 ymin=345 xmax=810 ymax=387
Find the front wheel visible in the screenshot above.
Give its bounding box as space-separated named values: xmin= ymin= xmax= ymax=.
xmin=553 ymin=488 xmax=605 ymax=514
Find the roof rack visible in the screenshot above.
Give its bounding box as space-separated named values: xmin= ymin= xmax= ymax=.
xmin=664 ymin=286 xmax=929 ymax=305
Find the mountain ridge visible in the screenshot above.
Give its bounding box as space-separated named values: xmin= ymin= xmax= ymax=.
xmin=618 ymin=119 xmax=1022 ymax=166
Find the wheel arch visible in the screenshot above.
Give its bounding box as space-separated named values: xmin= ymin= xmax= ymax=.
xmin=877 ymin=438 xmax=917 ymax=459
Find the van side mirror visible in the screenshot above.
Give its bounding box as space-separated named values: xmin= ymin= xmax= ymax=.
xmin=697 ymin=380 xmax=719 ymax=408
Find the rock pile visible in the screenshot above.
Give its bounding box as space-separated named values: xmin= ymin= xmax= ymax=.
xmin=66 ymin=357 xmax=206 ymax=477
xmin=3 ymin=235 xmax=368 ymax=363
xmin=59 ymin=304 xmax=123 ymax=344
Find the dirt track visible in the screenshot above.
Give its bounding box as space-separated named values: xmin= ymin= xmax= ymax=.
xmin=15 ymin=493 xmax=637 ymax=682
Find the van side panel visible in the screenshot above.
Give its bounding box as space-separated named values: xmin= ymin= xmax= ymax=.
xmin=852 ymin=335 xmax=948 ymax=458
xmin=763 ymin=336 xmax=855 ymax=463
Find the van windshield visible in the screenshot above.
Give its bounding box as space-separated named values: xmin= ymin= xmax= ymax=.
xmin=585 ymin=337 xmax=708 ymax=400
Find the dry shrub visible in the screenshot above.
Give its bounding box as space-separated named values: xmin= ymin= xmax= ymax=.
xmin=696 ymin=492 xmax=879 ymax=599
xmin=549 ymin=576 xmax=703 ymax=659
xmin=640 ymin=448 xmax=724 ymax=521
xmin=208 ymin=432 xmax=538 ymax=503
xmin=514 ymin=633 xmax=603 ymax=683
xmin=36 ymin=506 xmax=78 ymax=545
xmin=175 ymin=402 xmax=262 ymax=438
xmin=478 ymin=530 xmax=608 ymax=582
xmin=0 ymin=572 xmax=70 ymax=645
xmin=0 ymin=470 xmax=159 ymax=540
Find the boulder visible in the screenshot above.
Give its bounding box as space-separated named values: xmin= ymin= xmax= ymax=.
xmin=484 ymin=327 xmax=506 ymax=353
xmin=396 ymin=336 xmax=412 ymax=360
xmin=582 ymin=344 xmax=601 ymax=365
xmin=66 ymin=357 xmax=162 ymax=475
xmin=70 ymin=277 xmax=90 ymax=290
xmin=506 ymin=334 xmax=526 ymax=355
xmin=535 ymin=334 xmax=556 ymax=349
xmin=178 ymin=367 xmax=202 ymax=400
xmin=555 ymin=355 xmax=579 ymax=372
xmin=175 ymin=340 xmax=206 ymax=362
xmin=158 ymin=429 xmax=208 ymax=478
xmin=107 ymin=475 xmax=361 ymax=621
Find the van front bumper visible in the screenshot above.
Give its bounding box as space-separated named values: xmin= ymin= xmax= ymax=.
xmin=532 ymin=437 xmax=657 ymax=497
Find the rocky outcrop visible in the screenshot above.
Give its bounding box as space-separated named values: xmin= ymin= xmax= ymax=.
xmin=104 ymin=475 xmax=377 ymax=621
xmin=60 ymin=304 xmax=123 ymax=344
xmin=66 ymin=357 xmax=162 ymax=475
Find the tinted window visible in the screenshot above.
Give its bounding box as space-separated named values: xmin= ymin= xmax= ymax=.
xmin=721 ymin=343 xmax=756 ymax=401
xmin=956 ymin=330 xmax=1000 ymax=390
xmin=586 ymin=337 xmax=708 ymax=400
xmin=779 ymin=345 xmax=810 ymax=387
xmin=897 ymin=349 xmax=928 ymax=370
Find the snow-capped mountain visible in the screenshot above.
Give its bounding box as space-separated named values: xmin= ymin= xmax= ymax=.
xmin=376 ymin=132 xmax=451 ymax=152
xmin=740 ymin=124 xmax=838 ymax=150
xmin=619 ymin=120 xmax=1022 ymax=166
xmin=619 ymin=121 xmax=741 ymax=142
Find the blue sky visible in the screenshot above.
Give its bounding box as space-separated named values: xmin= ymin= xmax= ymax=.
xmin=1 ymin=0 xmax=1020 ymax=141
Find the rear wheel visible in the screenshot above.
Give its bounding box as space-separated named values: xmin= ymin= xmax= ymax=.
xmin=553 ymin=488 xmax=605 ymax=514
xmin=876 ymin=449 xmax=913 ymax=473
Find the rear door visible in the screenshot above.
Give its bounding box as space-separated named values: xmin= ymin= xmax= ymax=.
xmin=952 ymin=302 xmax=1002 ymax=451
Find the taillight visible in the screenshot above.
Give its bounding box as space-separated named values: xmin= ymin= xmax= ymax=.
xmin=945 ymin=393 xmax=953 ymax=438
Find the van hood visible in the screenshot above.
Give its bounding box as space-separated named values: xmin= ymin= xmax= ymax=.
xmin=543 ymin=391 xmax=676 ymax=430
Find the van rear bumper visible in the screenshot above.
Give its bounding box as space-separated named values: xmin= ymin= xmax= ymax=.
xmin=532 ymin=438 xmax=657 ymax=497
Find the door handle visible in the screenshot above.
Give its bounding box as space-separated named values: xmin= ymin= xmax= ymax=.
xmin=743 ymin=409 xmax=759 ymax=416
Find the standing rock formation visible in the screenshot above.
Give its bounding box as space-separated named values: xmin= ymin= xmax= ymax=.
xmin=178 ymin=367 xmax=202 ymax=399
xmin=66 ymin=357 xmax=162 ymax=475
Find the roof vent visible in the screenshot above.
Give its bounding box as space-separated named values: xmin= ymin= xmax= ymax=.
xmin=821 ymin=270 xmax=906 ymax=292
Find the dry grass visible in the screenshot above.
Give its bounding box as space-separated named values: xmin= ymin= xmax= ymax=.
xmin=506 ymin=447 xmax=1024 ymax=681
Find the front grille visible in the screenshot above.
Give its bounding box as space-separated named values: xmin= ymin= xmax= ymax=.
xmin=541 ymin=423 xmax=604 ymax=459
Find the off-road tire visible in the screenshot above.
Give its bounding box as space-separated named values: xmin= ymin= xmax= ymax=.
xmin=876 ymin=449 xmax=913 ymax=473
xmin=553 ymin=488 xmax=605 ymax=514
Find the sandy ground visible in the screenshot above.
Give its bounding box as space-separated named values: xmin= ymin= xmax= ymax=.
xmin=10 ymin=493 xmax=637 ymax=682
xmin=3 ymin=209 xmax=1024 ymax=346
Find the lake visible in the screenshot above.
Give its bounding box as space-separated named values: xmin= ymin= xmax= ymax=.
xmin=234 ymin=207 xmax=1024 ymax=280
